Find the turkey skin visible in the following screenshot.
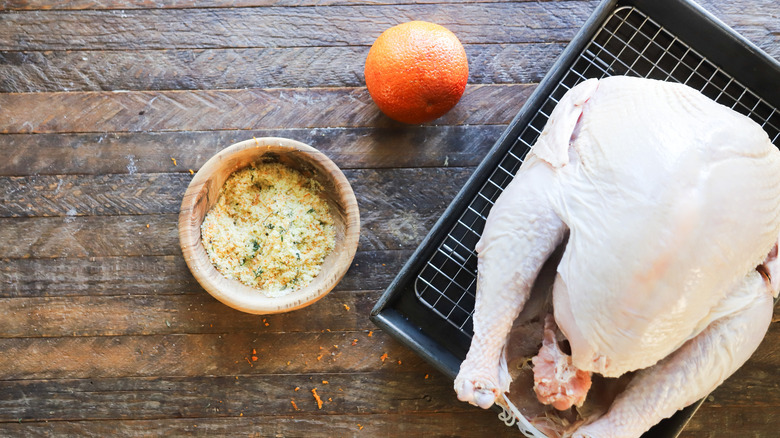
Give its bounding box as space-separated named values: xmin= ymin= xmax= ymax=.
xmin=454 ymin=76 xmax=780 ymax=437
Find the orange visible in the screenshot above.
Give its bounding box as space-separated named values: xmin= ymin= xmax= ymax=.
xmin=364 ymin=21 xmax=469 ymax=124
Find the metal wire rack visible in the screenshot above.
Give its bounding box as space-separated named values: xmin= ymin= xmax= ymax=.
xmin=414 ymin=5 xmax=780 ymax=338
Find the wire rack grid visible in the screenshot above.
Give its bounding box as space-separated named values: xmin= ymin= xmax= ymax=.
xmin=414 ymin=5 xmax=780 ymax=339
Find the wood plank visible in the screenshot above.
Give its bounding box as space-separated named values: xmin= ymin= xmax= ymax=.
xmin=0 ymin=364 xmax=774 ymax=430
xmin=680 ymin=405 xmax=780 ymax=437
xmin=1 ymin=292 xmax=777 ymax=365
xmin=0 ymin=330 xmax=427 ymax=380
xmin=0 ymin=84 xmax=534 ymax=134
xmin=0 ymin=372 xmax=481 ymax=420
xmin=0 ymin=255 xmax=198 ymax=297
xmin=2 ymin=1 xmax=776 ymax=60
xmin=1 ymin=173 xmax=185 ymax=218
xmin=0 ymin=169 xmax=470 ymax=259
xmin=0 ymin=168 xmax=474 ymax=257
xmin=0 ymin=126 xmax=502 ymax=176
xmin=0 ymin=43 xmax=564 ymax=92
xmin=0 ymin=409 xmax=774 ymax=438
xmin=0 ymin=413 xmax=518 ymax=437
xmin=0 ymin=207 xmax=447 ymax=257
xmin=0 ymin=209 xmax=440 ymax=257
xmin=0 ymin=250 xmax=408 ymax=298
xmin=0 ymin=3 xmax=598 ymax=50
xmin=0 ymin=250 xmax=403 ymax=300
xmin=2 ymin=0 xmax=557 ymax=11
xmin=0 ymin=290 xmax=380 ymax=337
xmin=0 ymin=215 xmax=178 ymax=258
xmin=0 ymin=167 xmax=475 ymax=218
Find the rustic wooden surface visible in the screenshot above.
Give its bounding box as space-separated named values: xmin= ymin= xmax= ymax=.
xmin=0 ymin=0 xmax=778 ymax=437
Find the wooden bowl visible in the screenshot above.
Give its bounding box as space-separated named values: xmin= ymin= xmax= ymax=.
xmin=178 ymin=137 xmax=360 ymax=314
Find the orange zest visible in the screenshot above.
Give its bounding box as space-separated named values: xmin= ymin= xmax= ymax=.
xmin=311 ymin=388 xmax=323 ymax=409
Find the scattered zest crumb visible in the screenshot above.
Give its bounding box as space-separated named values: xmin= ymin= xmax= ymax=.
xmin=343 ymin=304 xmax=350 ymax=311
xmin=294 ymin=387 xmax=300 ymax=392
xmin=254 ymin=136 xmax=259 ymax=145
xmin=425 ymin=374 xmax=429 ymax=379
xmin=251 ymin=356 xmax=258 ymax=362
xmin=322 ymin=380 xmax=329 ymax=384
xmin=171 ymin=157 xmax=177 ymax=166
xmin=351 ymin=339 xmax=358 ymax=346
xmin=189 ymin=169 xmax=194 ymax=175
xmin=311 ymin=388 xmax=323 ymax=409
xmin=380 ymin=353 xmax=388 ymax=363
xmin=358 ymin=424 xmax=363 ymax=431
xmin=317 ymin=354 xmax=323 ymax=361
xmin=397 ymin=360 xmax=402 ymax=365
xmin=146 ymin=224 xmax=150 ymax=228
xmin=291 ymin=400 xmax=299 ymax=411
xmin=368 ymin=331 xmax=373 ymax=337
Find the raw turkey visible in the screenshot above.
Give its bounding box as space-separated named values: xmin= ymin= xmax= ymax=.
xmin=453 ymin=76 xmax=780 ymax=437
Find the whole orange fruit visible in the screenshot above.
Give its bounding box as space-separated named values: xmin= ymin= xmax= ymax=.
xmin=364 ymin=21 xmax=469 ymax=124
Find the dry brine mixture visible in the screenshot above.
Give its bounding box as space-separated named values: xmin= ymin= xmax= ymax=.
xmin=201 ymin=162 xmax=336 ymax=297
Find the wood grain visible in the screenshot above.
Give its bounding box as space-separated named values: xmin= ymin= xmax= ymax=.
xmin=0 ymin=250 xmax=409 ymax=298
xmin=1 ymin=1 xmax=776 ymax=59
xmin=0 ymin=372 xmax=485 ymax=420
xmin=0 ymin=167 xmax=474 ymax=218
xmin=0 ymin=215 xmax=178 ymax=258
xmin=0 ymin=413 xmax=518 ymax=438
xmin=0 ymin=167 xmax=473 ymax=260
xmin=0 ymin=338 xmax=773 ymax=428
xmin=0 ymin=209 xmax=444 ymax=257
xmin=0 ymin=364 xmax=770 ymax=422
xmin=0 ymin=202 xmax=459 ymax=256
xmin=0 ymin=330 xmax=426 ymax=380
xmin=0 ymin=3 xmax=598 ymax=50
xmin=0 ymin=290 xmax=380 ymax=337
xmin=2 ymin=0 xmax=564 ymax=11
xmin=0 ymin=84 xmax=535 ymax=134
xmin=0 ymin=43 xmax=565 ymax=93
xmin=0 ymin=126 xmax=502 ymax=176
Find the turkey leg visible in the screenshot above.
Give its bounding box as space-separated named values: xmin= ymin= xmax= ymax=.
xmin=573 ymin=269 xmax=775 ymax=438
xmin=454 ymin=155 xmax=567 ymax=409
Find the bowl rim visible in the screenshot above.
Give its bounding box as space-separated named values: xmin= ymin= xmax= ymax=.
xmin=178 ymin=137 xmax=360 ymax=314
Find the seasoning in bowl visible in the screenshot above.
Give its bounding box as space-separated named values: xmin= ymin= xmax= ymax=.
xmin=200 ymin=162 xmax=336 ymax=297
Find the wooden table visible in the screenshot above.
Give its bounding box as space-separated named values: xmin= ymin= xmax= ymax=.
xmin=1 ymin=0 xmax=778 ymax=436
